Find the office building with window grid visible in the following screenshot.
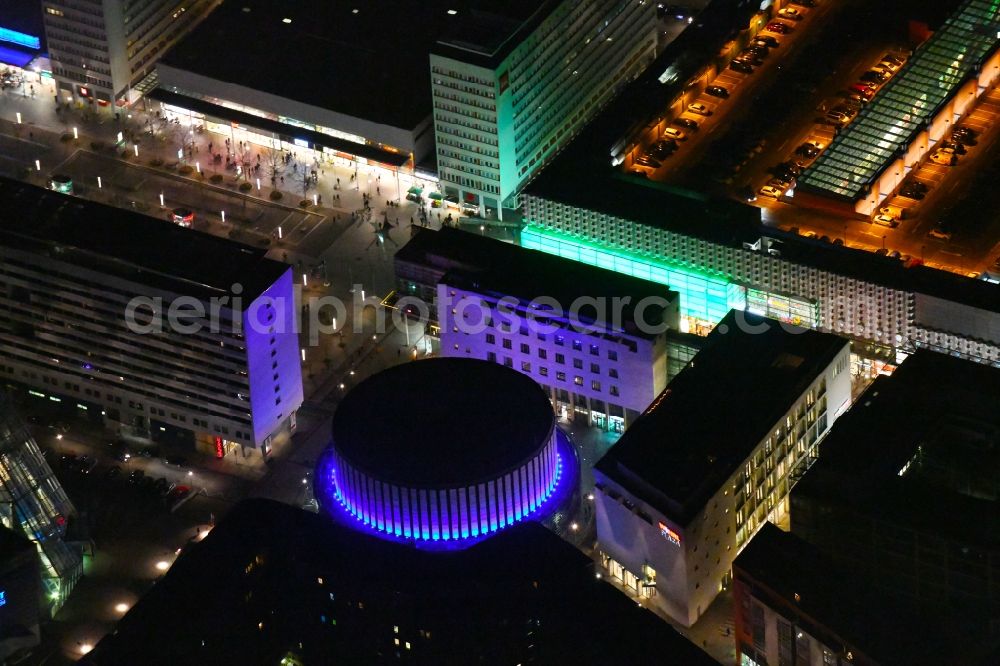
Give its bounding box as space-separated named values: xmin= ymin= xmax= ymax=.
xmin=431 ymin=0 xmax=657 ymax=218
xmin=394 ymin=228 xmax=679 ymax=432
xmin=593 ymin=311 xmax=851 ymax=627
xmin=42 ymin=0 xmax=219 ymax=108
xmin=0 ymin=177 xmax=302 ymax=459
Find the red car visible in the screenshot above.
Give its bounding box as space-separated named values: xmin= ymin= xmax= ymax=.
xmin=766 ymin=21 xmax=792 ymax=34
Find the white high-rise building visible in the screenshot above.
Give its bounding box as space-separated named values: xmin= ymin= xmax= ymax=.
xmin=430 ymin=0 xmax=657 ymax=218
xmin=42 ymin=0 xmax=218 ymax=108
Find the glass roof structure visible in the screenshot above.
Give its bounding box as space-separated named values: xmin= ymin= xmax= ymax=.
xmin=798 ymin=0 xmax=1000 ymax=201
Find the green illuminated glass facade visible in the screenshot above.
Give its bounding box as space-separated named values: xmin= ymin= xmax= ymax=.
xmin=521 ymin=225 xmax=743 ymax=327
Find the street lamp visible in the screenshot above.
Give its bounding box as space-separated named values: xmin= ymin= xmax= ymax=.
xmin=97 ymin=176 xmax=102 ymax=189
xmin=15 ymin=112 xmax=21 ymax=124
xmin=134 ymin=144 xmax=139 ymax=157
xmin=34 ymin=159 xmax=40 ymax=171
xmin=159 ymin=193 xmax=165 ymax=207
xmin=73 ymin=127 xmax=78 ymax=140
xmin=221 ymin=210 xmax=226 ymax=223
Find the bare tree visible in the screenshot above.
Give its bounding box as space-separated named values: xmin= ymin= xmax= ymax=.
xmin=233 ymin=142 xmax=256 ymax=182
xmin=260 ymin=145 xmax=284 ymax=185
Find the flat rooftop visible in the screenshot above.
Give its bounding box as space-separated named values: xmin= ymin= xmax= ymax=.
xmin=331 ymin=359 xmax=553 ymax=487
xmin=736 ymin=523 xmax=953 ymax=666
xmin=522 ymin=1 xmax=1000 ymax=316
xmin=596 ymin=310 xmax=848 ymax=525
xmin=161 ymin=0 xmax=546 ymax=131
xmin=396 ymin=227 xmax=679 ymax=336
xmin=799 ymin=0 xmax=1000 ymax=201
xmin=0 ymin=176 xmax=288 ymax=301
xmin=792 ymin=350 xmax=1000 ymax=547
xmin=86 ymin=499 xmax=716 ymax=665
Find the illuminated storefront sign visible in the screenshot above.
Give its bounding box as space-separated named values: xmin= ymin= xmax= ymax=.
xmin=214 ymin=436 xmax=224 ymax=459
xmin=0 ymin=590 xmax=6 ymax=607
xmin=745 ymin=288 xmax=819 ymax=329
xmin=0 ymin=27 xmax=41 ymax=50
xmin=659 ymin=521 xmax=681 ymax=546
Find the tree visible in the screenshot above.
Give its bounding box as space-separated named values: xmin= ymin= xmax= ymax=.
xmin=260 ymin=145 xmax=285 ymax=185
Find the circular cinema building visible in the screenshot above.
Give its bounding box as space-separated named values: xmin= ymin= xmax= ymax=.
xmin=316 ymin=358 xmax=572 ymax=546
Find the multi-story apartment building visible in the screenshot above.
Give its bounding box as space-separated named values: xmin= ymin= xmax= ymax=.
xmin=393 ymin=227 xmax=679 ymax=432
xmin=0 ymin=177 xmax=302 ymax=459
xmin=593 ymin=311 xmax=851 ymax=626
xmin=431 ymin=0 xmax=657 ymax=217
xmin=42 ymin=0 xmax=218 ymax=108
xmin=791 ymin=350 xmax=1000 ymax=641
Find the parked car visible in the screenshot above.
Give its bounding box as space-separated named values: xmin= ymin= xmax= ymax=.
xmin=826 ymin=110 xmax=851 ymax=125
xmin=848 ymin=84 xmax=875 ymax=99
xmin=778 ymin=7 xmax=804 ymax=21
xmin=940 ymin=140 xmax=967 ymax=155
xmin=759 ymin=184 xmax=784 ymax=199
xmin=166 ymin=485 xmax=192 ymax=507
xmin=873 ymin=214 xmax=899 ymax=228
xmin=687 ymin=102 xmax=713 ymax=116
xmin=705 ymin=85 xmax=730 ymax=98
xmin=729 ymin=59 xmax=754 ymax=74
xmin=756 ymin=34 xmax=780 ymax=47
xmin=663 ymin=127 xmax=686 ymax=141
xmin=674 ymin=117 xmax=700 ymax=130
xmin=739 ymin=52 xmax=764 ymax=66
xmin=648 ymin=140 xmax=676 ymax=161
xmin=795 ymin=142 xmax=821 ymax=159
xmin=952 ymin=126 xmax=978 ymax=145
xmin=860 ymin=71 xmax=888 ymax=85
xmin=929 ymin=151 xmax=957 ymax=166
xmin=928 ymin=228 xmax=952 ymax=240
xmin=635 ymin=154 xmax=661 ymax=168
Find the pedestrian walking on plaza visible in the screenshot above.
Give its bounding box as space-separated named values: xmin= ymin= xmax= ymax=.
xmin=318 ymin=194 xmax=323 ymax=205
xmin=280 ymin=176 xmax=284 ymax=184
xmin=376 ymin=186 xmax=380 ymax=195
xmin=209 ymin=142 xmax=213 ymax=154
xmin=337 ymin=177 xmax=341 ymax=187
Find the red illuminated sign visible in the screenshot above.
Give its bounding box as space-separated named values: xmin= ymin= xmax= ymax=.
xmin=658 ymin=521 xmax=681 ymax=546
xmin=214 ymin=436 xmax=224 ymax=459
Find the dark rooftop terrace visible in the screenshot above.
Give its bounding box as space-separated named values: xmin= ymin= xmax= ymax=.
xmin=0 ymin=177 xmax=288 ymax=302
xmin=792 ymin=350 xmax=1000 ymax=547
xmin=85 ymin=499 xmax=717 ymax=666
xmin=161 ymin=0 xmax=546 ymax=131
xmin=596 ymin=310 xmax=848 ymax=525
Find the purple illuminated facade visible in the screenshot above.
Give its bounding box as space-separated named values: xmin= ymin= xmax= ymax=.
xmin=328 ymin=431 xmax=560 ymax=541
xmin=314 ymin=358 xmax=574 ymax=546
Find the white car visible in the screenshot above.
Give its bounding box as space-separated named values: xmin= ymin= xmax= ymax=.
xmin=778 ymin=7 xmax=804 ymax=21
xmin=663 ymin=127 xmax=687 ymax=141
xmin=928 ymin=228 xmax=952 ymax=240
xmin=687 ymin=102 xmax=713 ymax=116
xmin=929 ymin=151 xmax=956 ymax=166
xmin=873 ymin=214 xmax=898 ymax=228
xmin=759 ymin=184 xmax=784 ymax=199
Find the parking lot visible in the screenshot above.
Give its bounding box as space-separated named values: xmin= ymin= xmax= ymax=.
xmin=626 ymin=0 xmax=834 ymax=181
